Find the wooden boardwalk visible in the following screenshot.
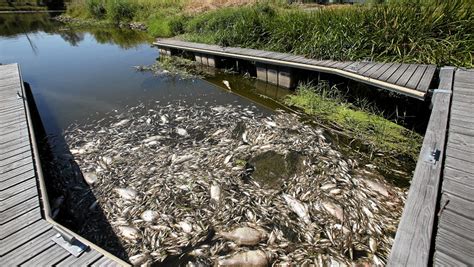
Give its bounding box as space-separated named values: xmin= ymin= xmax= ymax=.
xmin=154 ymin=39 xmax=437 ymax=100
xmin=0 ymin=64 xmax=127 ymax=266
xmin=389 ymin=68 xmax=474 ymax=266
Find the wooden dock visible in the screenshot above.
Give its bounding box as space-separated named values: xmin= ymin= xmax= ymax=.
xmin=0 ymin=64 xmax=127 ymax=266
xmin=389 ymin=67 xmax=474 ymax=266
xmin=154 ymin=39 xmax=437 ymax=100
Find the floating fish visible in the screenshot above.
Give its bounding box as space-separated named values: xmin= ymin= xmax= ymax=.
xmin=218 ymin=250 xmax=268 ymax=267
xmin=223 ymin=80 xmax=231 ymax=90
xmin=114 ymin=188 xmax=138 ymax=200
xmin=219 ymin=226 xmax=266 ymax=246
xmin=283 ymin=194 xmax=310 ymax=224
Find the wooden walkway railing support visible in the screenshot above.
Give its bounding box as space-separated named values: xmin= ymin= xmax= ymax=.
xmin=388 ymin=67 xmax=455 ymax=266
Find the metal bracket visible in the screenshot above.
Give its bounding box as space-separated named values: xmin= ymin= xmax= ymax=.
xmin=424 ymin=149 xmax=441 ymax=164
xmin=51 ymin=227 xmax=88 ymax=257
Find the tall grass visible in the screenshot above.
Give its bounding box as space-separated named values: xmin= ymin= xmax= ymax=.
xmin=182 ymin=0 xmax=473 ymax=67
xmin=65 ymin=0 xmax=473 ymax=67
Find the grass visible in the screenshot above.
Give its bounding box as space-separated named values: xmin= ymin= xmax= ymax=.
xmin=64 ymin=0 xmax=473 ymax=67
xmin=285 ymin=82 xmax=423 ymax=160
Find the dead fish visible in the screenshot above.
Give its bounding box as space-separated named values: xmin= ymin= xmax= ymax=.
xmin=283 ymin=194 xmax=310 ymax=224
xmin=115 ymin=188 xmax=138 ymax=200
xmin=143 ymin=135 xmax=162 ymax=143
xmin=176 ymin=127 xmax=188 ymax=136
xmin=363 ymin=179 xmax=389 ymax=197
xmin=369 ymin=237 xmax=377 ymax=252
xmin=224 ymin=155 xmax=232 ymax=164
xmin=219 ymin=226 xmax=265 ymax=246
xmin=141 ymin=210 xmax=158 ymax=222
xmin=173 ymin=155 xmax=193 ymax=164
xmin=117 ymin=226 xmax=139 ymax=240
xmin=322 ymin=201 xmax=344 ymax=221
xmin=218 ymin=250 xmax=268 ymax=267
xmin=129 ymin=254 xmax=149 ymax=265
xmin=83 ymin=172 xmax=98 ymax=185
xmin=210 ymin=184 xmax=221 ymax=204
xmin=223 ymin=80 xmax=231 ymax=90
xmin=178 ymin=221 xmax=193 ymax=233
xmin=114 ymin=119 xmax=130 ymax=127
xmin=160 ymin=115 xmax=169 ymax=124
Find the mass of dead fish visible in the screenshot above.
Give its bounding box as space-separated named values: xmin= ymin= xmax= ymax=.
xmin=62 ymin=102 xmax=406 ymax=266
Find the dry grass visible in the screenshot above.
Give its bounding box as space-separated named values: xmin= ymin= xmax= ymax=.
xmin=184 ymin=0 xmax=259 ymax=14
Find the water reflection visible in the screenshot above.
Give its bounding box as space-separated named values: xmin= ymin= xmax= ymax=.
xmin=0 ymin=12 xmax=151 ymax=49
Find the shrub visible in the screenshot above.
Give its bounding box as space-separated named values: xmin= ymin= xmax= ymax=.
xmin=106 ymin=0 xmax=136 ymax=23
xmin=86 ymin=0 xmax=106 ymax=19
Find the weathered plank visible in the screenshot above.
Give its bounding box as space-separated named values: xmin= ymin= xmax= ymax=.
xmin=395 ymin=64 xmax=418 ymax=87
xmin=0 ymin=228 xmax=57 ymax=265
xmin=417 ymin=65 xmax=436 ymax=92
xmin=436 ymin=228 xmax=474 ymax=263
xmin=0 ymin=178 xmax=37 ymax=201
xmin=0 ymin=219 xmax=51 ymax=255
xmin=369 ymin=62 xmax=393 ymax=79
xmin=388 ymin=67 xmax=453 ymax=266
xmin=0 ymin=196 xmax=39 ymax=224
xmin=434 ymin=251 xmax=469 ymax=267
xmin=21 ymin=244 xmax=73 ymax=266
xmin=56 ymin=249 xmax=104 ymax=267
xmin=0 ymin=207 xmax=42 ymax=239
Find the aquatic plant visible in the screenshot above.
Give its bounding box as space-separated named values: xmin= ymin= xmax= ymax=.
xmin=285 ymin=82 xmax=423 ymax=161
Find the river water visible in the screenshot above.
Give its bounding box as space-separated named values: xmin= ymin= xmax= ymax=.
xmin=1 ymin=12 xmax=416 ymax=266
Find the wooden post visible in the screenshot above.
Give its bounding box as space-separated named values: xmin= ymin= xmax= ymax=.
xmin=278 ymin=66 xmax=294 ymax=88
xmin=266 ymin=65 xmax=279 ymax=85
xmin=256 ymin=63 xmax=267 ymax=82
xmin=194 ymin=53 xmax=202 ymax=64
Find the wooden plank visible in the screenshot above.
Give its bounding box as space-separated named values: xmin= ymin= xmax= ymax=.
xmin=0 ymin=207 xmax=42 ymax=239
xmin=0 ymin=144 xmax=31 ymax=161
xmin=395 ymin=64 xmax=418 ymax=86
xmin=344 ymin=61 xmax=369 ymax=73
xmin=434 ymin=251 xmax=469 ymax=267
xmin=0 ymin=228 xmax=57 ymax=265
xmin=0 ymin=220 xmax=51 ymax=255
xmin=388 ymin=67 xmax=452 ymax=266
xmin=357 ymin=62 xmax=378 ymax=74
xmin=378 ymin=63 xmax=402 ymax=82
xmin=361 ymin=63 xmax=385 ymax=76
xmin=416 ymin=65 xmax=436 ymax=92
xmin=0 ymin=164 xmax=35 ymax=182
xmin=442 ymin=192 xmax=474 ymax=220
xmin=436 ymin=228 xmax=474 ymax=263
xmin=369 ymin=62 xmax=393 ymax=79
xmin=0 ymin=171 xmax=35 ymax=190
xmin=0 ymin=153 xmax=33 ymax=173
xmin=0 ymin=196 xmax=39 ymax=224
xmin=438 ymin=210 xmax=474 ymax=241
xmin=0 ymin=186 xmax=38 ymax=212
xmin=386 ymin=64 xmax=410 ymax=84
xmin=0 ymin=178 xmax=36 ymax=201
xmin=446 ymin=146 xmax=474 ymax=163
xmin=444 ymin=166 xmax=473 ymax=187
xmin=57 ymin=249 xmax=104 ymax=267
xmin=91 ymin=256 xmax=121 ymax=267
xmin=442 ymin=178 xmax=474 ymax=201
xmin=21 ymin=244 xmax=73 ymax=266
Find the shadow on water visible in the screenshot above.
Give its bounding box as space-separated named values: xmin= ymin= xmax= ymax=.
xmin=24 ymin=82 xmax=129 ymax=261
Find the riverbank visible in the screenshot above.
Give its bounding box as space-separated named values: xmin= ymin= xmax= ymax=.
xmin=64 ymin=0 xmax=473 ymax=68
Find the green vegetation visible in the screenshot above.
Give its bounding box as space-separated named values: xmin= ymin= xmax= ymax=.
xmin=138 ymin=56 xmax=206 ymax=79
xmin=65 ymin=0 xmax=473 ymax=67
xmin=285 ymin=82 xmax=422 ymax=160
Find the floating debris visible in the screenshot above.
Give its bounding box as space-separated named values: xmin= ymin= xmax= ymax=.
xmin=63 ymin=102 xmax=406 ymax=265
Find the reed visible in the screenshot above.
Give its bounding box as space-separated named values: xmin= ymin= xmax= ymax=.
xmin=182 ymin=0 xmax=474 ymax=67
